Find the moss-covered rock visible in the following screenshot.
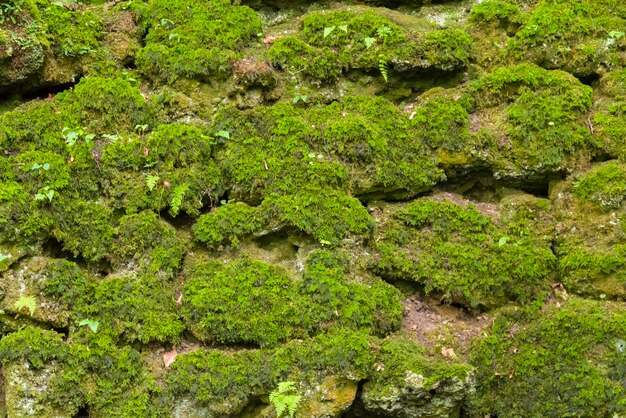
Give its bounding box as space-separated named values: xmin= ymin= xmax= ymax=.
xmin=357 ymin=338 xmax=474 ymax=418
xmin=182 ymin=252 xmax=402 ymax=347
xmin=551 ymin=169 xmax=626 ymax=299
xmin=469 ymin=298 xmax=626 ymax=417
xmin=0 ymin=257 xmax=72 ymax=327
xmin=267 ymin=7 xmax=472 ymax=81
xmin=215 ymin=96 xmax=444 ymax=202
xmin=372 ymin=195 xmax=555 ymax=309
xmin=137 ymin=0 xmax=262 ymax=82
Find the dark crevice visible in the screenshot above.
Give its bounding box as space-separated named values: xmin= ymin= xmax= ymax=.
xmin=20 ymin=79 xmax=80 ymax=101
xmin=575 ymin=72 xmax=601 ymax=87
xmin=72 ymin=405 xmax=90 ymax=418
xmin=342 ymin=379 xmax=369 ymax=417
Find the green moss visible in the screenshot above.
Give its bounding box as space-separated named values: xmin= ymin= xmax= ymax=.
xmin=113 ymin=210 xmax=184 ymax=275
xmin=102 ymin=123 xmax=222 ymax=216
xmin=260 ymin=188 xmax=374 ymax=246
xmin=0 ymin=326 xmax=65 ymax=368
xmin=182 ymin=254 xmax=402 ymax=347
xmin=40 ymin=1 xmax=104 ymax=57
xmin=268 ymin=9 xmax=472 ymax=79
xmin=373 ymin=198 xmax=555 ymax=309
xmin=0 ymin=327 xmax=165 ymax=417
xmin=470 ymin=298 xmax=626 ymax=416
xmin=470 ymin=64 xmax=594 ymax=176
xmin=167 ymin=329 xmax=374 ymax=408
xmin=216 ymin=96 xmax=444 ymax=202
xmin=573 ymin=161 xmax=626 ymax=211
xmin=420 ymin=29 xmax=473 ymax=71
xmin=410 ymin=92 xmax=472 ymax=151
xmin=267 ymin=35 xmax=341 ymax=80
xmin=363 ymin=337 xmax=473 ymax=412
xmin=470 ymin=1 xmax=523 ymax=24
xmin=192 ymin=202 xmax=261 ymax=249
xmin=595 ymin=69 xmax=626 ymax=158
xmin=56 ymin=76 xmax=151 ymax=134
xmin=44 ymin=261 xmax=184 ymax=344
xmin=137 ymin=0 xmax=262 ymax=82
xmin=505 ymin=0 xmax=626 ymax=75
xmin=50 ymin=196 xmax=114 ymax=262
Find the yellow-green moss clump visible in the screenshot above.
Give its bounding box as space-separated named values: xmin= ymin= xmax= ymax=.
xmin=268 ymin=8 xmax=472 ymax=81
xmin=0 ymin=326 xmax=167 ymax=417
xmin=137 ymin=0 xmax=262 ymax=82
xmin=182 ymin=251 xmax=402 ymax=347
xmin=551 ymin=169 xmax=626 ymax=299
xmin=372 ymin=197 xmax=555 ymax=309
xmin=469 ymin=298 xmax=626 ymax=417
xmin=214 ymin=95 xmax=444 ymax=202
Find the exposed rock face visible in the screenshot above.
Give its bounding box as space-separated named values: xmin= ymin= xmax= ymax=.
xmin=1 ymin=0 xmax=626 ymax=416
xmin=359 ymin=371 xmax=474 ymax=418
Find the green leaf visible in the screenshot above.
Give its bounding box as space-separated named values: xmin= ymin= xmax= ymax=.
xmin=339 ymin=25 xmax=348 ymax=33
xmin=292 ymin=96 xmax=300 ymax=104
xmin=364 ymin=37 xmax=376 ymax=48
xmin=498 ymin=236 xmax=510 ymax=246
xmin=64 ymin=130 xmax=79 ymax=146
xmin=170 ymin=184 xmax=190 ymax=216
xmin=42 ymin=163 xmax=50 ymax=171
xmin=323 ymin=26 xmax=335 ymax=38
xmin=14 ymin=296 xmax=36 ymax=316
xmin=609 ymin=31 xmax=625 ymax=39
xmin=79 ymin=319 xmax=99 ymax=333
xmin=300 ymin=95 xmax=308 ymax=102
xmin=0 ymin=253 xmax=11 ymax=263
xmin=215 ymin=130 xmax=230 ymax=139
xmin=30 ymin=163 xmax=41 ymax=170
xmin=146 ymin=174 xmax=160 ymax=192
xmin=102 ymin=134 xmax=121 ymax=142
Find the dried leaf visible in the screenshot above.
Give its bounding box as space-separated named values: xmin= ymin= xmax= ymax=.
xmin=163 ymin=348 xmax=177 ymax=368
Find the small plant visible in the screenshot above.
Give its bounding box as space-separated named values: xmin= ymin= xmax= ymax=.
xmin=78 ymin=318 xmax=99 ymax=333
xmin=62 ymin=127 xmax=95 ymax=147
xmin=30 ymin=162 xmax=50 ymax=171
xmin=323 ymin=24 xmax=347 ymax=39
xmin=364 ymin=36 xmax=376 ymax=49
xmin=0 ymin=0 xmax=24 ymax=25
xmin=376 ymin=25 xmax=392 ymax=45
xmin=134 ymin=124 xmax=149 ymax=135
xmin=215 ymin=130 xmax=230 ymax=140
xmin=269 ymin=381 xmax=301 ymax=418
xmin=378 ymin=54 xmax=389 ymax=83
xmin=14 ymin=295 xmax=36 ymax=316
xmin=35 ymin=186 xmax=55 ymax=202
xmin=146 ymin=174 xmax=160 ymax=192
xmin=170 ymin=184 xmax=189 ymax=216
xmin=292 ymin=94 xmax=308 ymax=104
xmin=0 ymin=253 xmax=10 ymax=263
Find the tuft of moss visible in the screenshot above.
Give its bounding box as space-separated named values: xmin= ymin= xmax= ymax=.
xmin=113 ymin=210 xmax=184 ymax=276
xmin=215 ymin=96 xmax=444 ymax=202
xmin=470 ymin=298 xmax=626 ymax=416
xmin=372 ymin=197 xmax=555 ymax=309
xmin=137 ymin=0 xmax=262 ymax=82
xmin=573 ymin=161 xmax=626 ymax=211
xmin=182 ymin=254 xmax=402 ymax=347
xmin=192 ymin=202 xmax=261 ymax=249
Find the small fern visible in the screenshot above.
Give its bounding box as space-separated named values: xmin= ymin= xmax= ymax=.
xmin=169 ymin=184 xmax=190 ymax=217
xmin=378 ymin=54 xmax=389 ymax=83
xmin=269 ymin=381 xmax=301 ymax=418
xmin=14 ymin=295 xmax=36 ymax=316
